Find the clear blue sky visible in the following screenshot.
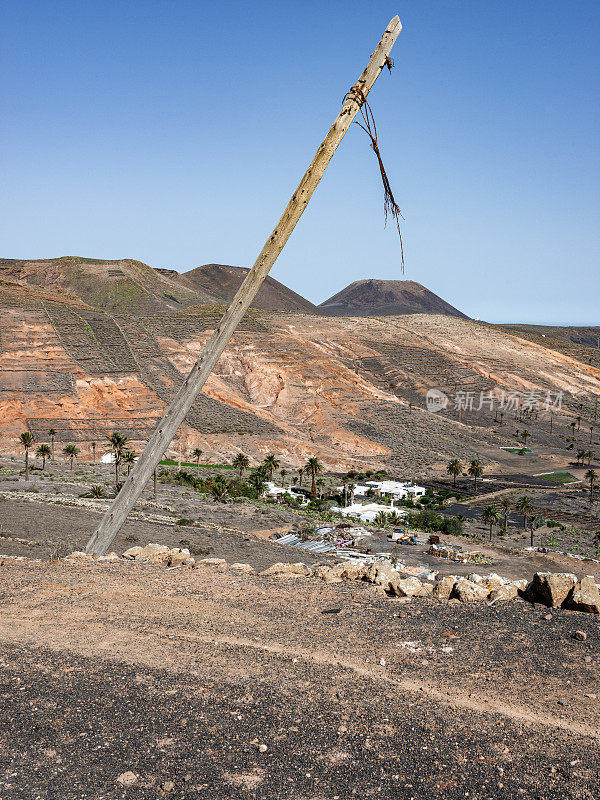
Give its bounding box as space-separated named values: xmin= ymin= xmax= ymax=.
xmin=2 ymin=1 xmax=598 ymax=324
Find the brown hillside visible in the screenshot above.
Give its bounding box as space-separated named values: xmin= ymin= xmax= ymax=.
xmin=2 ymin=273 xmax=599 ymax=474
xmin=319 ymin=279 xmax=469 ymax=319
xmin=0 ymin=256 xmax=210 ymax=314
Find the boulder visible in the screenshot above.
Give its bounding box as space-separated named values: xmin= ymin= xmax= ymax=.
xmin=364 ymin=562 xmax=400 ymax=586
xmin=531 ymin=572 xmax=577 ymax=608
xmin=123 ymin=546 xmax=143 ymax=559
xmin=432 ymin=576 xmax=457 ymax=600
xmin=230 ymin=562 xmax=254 ymax=573
xmin=466 ymin=573 xmax=485 ymax=585
xmin=98 ymin=552 xmax=120 ymax=562
xmin=483 ymin=573 xmax=507 ymax=589
xmin=167 ymin=549 xmax=194 ymax=567
xmin=452 ymin=578 xmax=490 ymax=603
xmin=567 ymin=576 xmax=600 ymax=614
xmin=335 ymin=561 xmax=368 ymax=581
xmin=388 ymin=577 xmax=433 ymax=598
xmin=132 ymin=544 xmax=171 ymax=561
xmin=197 ymin=557 xmax=228 ymax=569
xmin=261 ymin=562 xmax=311 ymax=577
xmin=489 ymin=584 xmax=519 ymax=602
xmin=64 ymin=551 xmax=93 ymax=562
xmin=511 ymin=579 xmax=528 ymax=592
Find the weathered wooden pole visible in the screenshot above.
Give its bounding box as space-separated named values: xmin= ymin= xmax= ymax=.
xmin=86 ymin=15 xmax=402 ymax=555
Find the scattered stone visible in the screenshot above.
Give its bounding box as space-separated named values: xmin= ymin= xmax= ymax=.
xmin=161 ymin=780 xmax=175 ymax=792
xmin=544 ymin=613 xmax=553 ymax=621
xmin=572 ymin=630 xmax=587 ymax=641
xmin=197 ymin=557 xmax=228 ymax=569
xmin=122 ymin=546 xmax=143 ymax=559
xmin=258 ymin=744 xmax=268 ymax=753
xmin=64 ymin=551 xmax=93 ymax=562
xmin=230 ymin=562 xmax=254 ymax=573
xmin=261 ymin=562 xmax=311 ymax=577
xmin=116 ymin=771 xmax=138 ymax=786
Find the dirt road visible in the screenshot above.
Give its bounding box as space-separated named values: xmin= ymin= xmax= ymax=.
xmin=1 ymin=558 xmax=598 ymax=798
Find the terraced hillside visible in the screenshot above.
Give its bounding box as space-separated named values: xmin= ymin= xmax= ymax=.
xmin=2 ymin=276 xmax=599 ymax=474
xmin=0 ymin=256 xmax=210 ymax=314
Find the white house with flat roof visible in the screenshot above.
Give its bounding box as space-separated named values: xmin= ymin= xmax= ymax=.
xmin=332 ymin=502 xmax=407 ymax=524
xmin=364 ymin=480 xmax=425 ymax=500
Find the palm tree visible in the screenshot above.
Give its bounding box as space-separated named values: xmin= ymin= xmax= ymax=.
xmin=446 ymin=459 xmax=463 ymax=488
xmin=36 ymin=443 xmax=51 ymax=470
xmin=62 ymin=443 xmax=80 ymax=470
xmin=123 ymin=450 xmax=137 ymax=475
xmin=468 ymin=459 xmax=484 ymax=491
xmin=316 ymin=477 xmax=325 ymax=499
xmin=19 ymin=432 xmax=35 ymax=480
xmin=280 ymin=468 xmax=287 ymax=486
xmin=529 ymin=515 xmax=538 ymax=547
xmin=348 ymin=482 xmax=356 ymax=505
xmin=192 ymin=447 xmax=203 ymax=478
xmin=248 ymin=470 xmax=267 ymax=497
xmin=210 ymin=476 xmax=229 ymax=502
xmin=298 ymin=467 xmax=304 ymax=487
xmin=305 ymin=456 xmax=323 ymax=500
xmin=521 ymin=430 xmax=531 ymax=447
xmin=48 ymin=428 xmax=56 ymax=461
xmin=585 ymin=469 xmax=597 ymax=503
xmin=91 ymin=441 xmax=97 ymax=465
xmin=374 ymin=511 xmax=389 ymax=527
xmin=482 ymin=505 xmax=500 ymax=542
xmin=500 ymin=497 xmax=511 ymax=532
xmin=576 ymin=449 xmax=587 ymax=466
xmin=232 ymin=453 xmax=250 ymax=481
xmin=106 ymin=431 xmax=128 ymax=487
xmin=516 ymin=496 xmax=534 ymax=531
xmin=262 ymin=454 xmax=280 ymax=481
xmin=90 ymin=485 xmax=104 ymax=498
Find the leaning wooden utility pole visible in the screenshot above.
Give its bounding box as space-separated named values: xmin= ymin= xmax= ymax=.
xmin=86 ymin=15 xmax=402 ymax=555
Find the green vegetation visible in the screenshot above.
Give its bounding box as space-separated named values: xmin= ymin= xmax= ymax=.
xmin=159 ymin=459 xmax=233 ymax=470
xmin=62 ymin=444 xmax=80 ymax=470
xmin=536 ymin=471 xmax=578 ymax=484
xmin=404 ymin=508 xmax=463 ymax=536
xmin=18 ymin=431 xmax=35 ymax=481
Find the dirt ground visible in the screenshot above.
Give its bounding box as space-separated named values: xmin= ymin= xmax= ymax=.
xmin=0 ymin=558 xmax=599 ymax=799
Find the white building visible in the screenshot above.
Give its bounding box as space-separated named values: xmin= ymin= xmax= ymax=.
xmin=364 ymin=480 xmax=426 ymax=501
xmin=332 ymin=502 xmax=407 ymax=524
xmin=264 ymin=482 xmax=309 ymax=506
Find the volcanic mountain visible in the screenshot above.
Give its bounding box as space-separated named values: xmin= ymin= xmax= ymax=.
xmin=0 ymin=256 xmax=209 ymax=314
xmin=0 ymin=257 xmax=320 ymax=315
xmin=319 ymin=279 xmax=469 ymax=319
xmin=180 ymin=264 xmax=320 ymax=314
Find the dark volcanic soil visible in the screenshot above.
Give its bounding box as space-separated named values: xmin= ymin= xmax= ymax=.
xmin=0 ymin=560 xmax=599 ymax=799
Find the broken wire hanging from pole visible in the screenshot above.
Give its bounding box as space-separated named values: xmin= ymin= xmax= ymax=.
xmin=345 ymin=81 xmax=404 ymax=272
